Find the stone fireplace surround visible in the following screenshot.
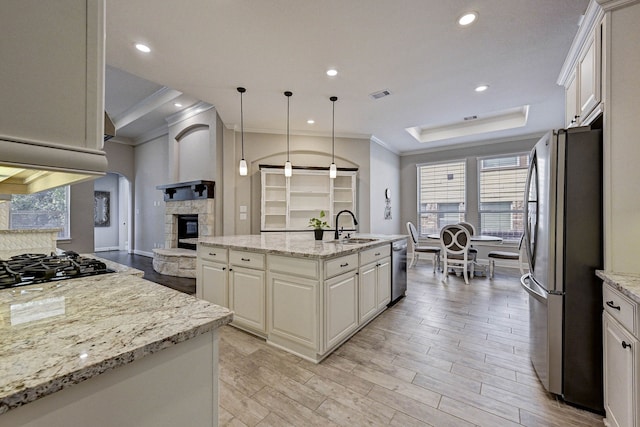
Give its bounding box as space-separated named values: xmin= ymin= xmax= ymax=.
xmin=152 ymin=181 xmax=214 ymax=278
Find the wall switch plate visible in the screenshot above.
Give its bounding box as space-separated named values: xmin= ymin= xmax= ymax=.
xmin=239 ymin=205 xmax=247 ymax=213
xmin=240 ymin=213 xmax=247 ymax=220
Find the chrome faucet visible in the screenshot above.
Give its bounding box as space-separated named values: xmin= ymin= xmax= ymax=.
xmin=334 ymin=210 xmax=358 ymax=240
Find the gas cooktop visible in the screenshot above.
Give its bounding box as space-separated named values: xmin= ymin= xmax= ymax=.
xmin=0 ymin=251 xmax=114 ymax=289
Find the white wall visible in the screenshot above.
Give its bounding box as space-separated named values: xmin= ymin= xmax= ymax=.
xmin=603 ymin=3 xmax=640 ymax=273
xmin=94 ymin=173 xmax=120 ymax=250
xmin=369 ymin=142 xmax=401 ymax=234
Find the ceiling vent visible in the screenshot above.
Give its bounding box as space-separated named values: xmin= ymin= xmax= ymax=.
xmin=369 ymin=89 xmax=391 ymax=100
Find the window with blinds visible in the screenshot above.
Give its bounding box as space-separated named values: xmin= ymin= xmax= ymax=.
xmin=417 ymin=160 xmax=466 ymax=236
xmin=478 ymin=154 xmax=529 ymax=240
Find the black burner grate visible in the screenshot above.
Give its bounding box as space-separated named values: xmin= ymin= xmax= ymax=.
xmin=0 ymin=252 xmax=113 ymax=289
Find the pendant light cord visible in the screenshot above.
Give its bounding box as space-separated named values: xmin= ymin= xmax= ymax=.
xmin=285 ymin=91 xmax=292 ymax=162
xmin=237 ymin=87 xmax=246 ymax=159
xmin=330 ymin=96 xmax=338 ymax=163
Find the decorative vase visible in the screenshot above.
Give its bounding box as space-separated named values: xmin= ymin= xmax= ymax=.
xmin=314 ymin=228 xmax=324 ymax=241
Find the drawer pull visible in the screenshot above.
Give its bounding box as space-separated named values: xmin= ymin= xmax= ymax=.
xmin=241 ymin=258 xmax=251 ymax=262
xmin=375 ymin=252 xmax=381 ymax=256
xmin=209 ymin=252 xmax=216 ymax=256
xmin=606 ymin=300 xmax=621 ymax=311
xmin=340 ymin=263 xmax=349 ymax=267
xmin=622 ymin=341 xmax=632 ymax=350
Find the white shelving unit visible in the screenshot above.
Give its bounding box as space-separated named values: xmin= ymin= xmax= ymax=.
xmin=260 ymin=167 xmax=357 ymax=231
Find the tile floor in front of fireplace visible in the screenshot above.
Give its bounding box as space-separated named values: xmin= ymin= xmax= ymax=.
xmin=217 ymin=264 xmax=605 ymax=427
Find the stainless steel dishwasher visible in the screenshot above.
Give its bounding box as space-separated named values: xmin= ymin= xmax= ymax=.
xmin=390 ymin=238 xmax=407 ymax=304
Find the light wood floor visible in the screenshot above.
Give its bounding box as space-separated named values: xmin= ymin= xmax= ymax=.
xmin=218 ymin=263 xmax=605 ymax=427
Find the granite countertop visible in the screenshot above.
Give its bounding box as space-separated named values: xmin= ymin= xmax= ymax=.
xmin=197 ymin=232 xmax=408 ymax=258
xmin=597 ymin=270 xmax=640 ymax=304
xmin=91 ymin=255 xmax=145 ymax=276
xmin=0 ymin=274 xmax=233 ymax=414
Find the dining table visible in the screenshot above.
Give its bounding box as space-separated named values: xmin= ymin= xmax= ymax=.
xmin=426 ymin=233 xmax=503 ymax=243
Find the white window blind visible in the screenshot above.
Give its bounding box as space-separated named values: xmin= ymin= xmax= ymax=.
xmin=417 ymin=161 xmax=466 ymax=236
xmin=478 ymin=154 xmax=529 ymax=240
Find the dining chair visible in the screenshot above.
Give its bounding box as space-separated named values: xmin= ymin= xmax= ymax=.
xmin=487 ymin=234 xmax=525 ymax=279
xmin=406 ymin=222 xmax=441 ymax=272
xmin=440 ymin=224 xmax=474 ymax=285
xmin=457 ymin=221 xmax=478 ymax=261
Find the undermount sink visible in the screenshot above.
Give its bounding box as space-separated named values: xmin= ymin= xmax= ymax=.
xmin=333 ymin=237 xmax=379 ymax=244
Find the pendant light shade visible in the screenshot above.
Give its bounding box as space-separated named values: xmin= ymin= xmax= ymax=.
xmin=284 ymin=91 xmax=293 ymax=177
xmin=237 ymin=87 xmax=247 ymax=176
xmin=329 ymin=96 xmax=338 ymax=179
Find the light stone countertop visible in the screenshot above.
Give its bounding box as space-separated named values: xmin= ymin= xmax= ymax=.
xmin=597 ymin=270 xmax=640 ymax=304
xmin=197 ymin=232 xmax=408 ymax=258
xmin=0 ymin=273 xmax=233 ymax=414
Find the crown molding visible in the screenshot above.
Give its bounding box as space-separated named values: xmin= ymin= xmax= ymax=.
xmin=165 ymin=101 xmax=214 ymax=127
xmin=370 ymin=135 xmax=400 ymax=155
xmin=557 ymin=0 xmax=605 ymax=86
xmin=596 ymin=0 xmax=640 ymax=11
xmin=112 ymin=87 xmax=182 ymax=130
xmin=133 ymin=124 xmax=169 ymax=146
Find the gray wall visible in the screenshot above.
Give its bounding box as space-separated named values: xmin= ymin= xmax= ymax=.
xmin=369 ymin=142 xmax=401 ymax=234
xmin=227 ymin=131 xmax=372 ymax=235
xmin=133 ymin=134 xmax=169 ymax=256
xmin=58 ymin=140 xmax=135 ymax=254
xmin=94 ymin=173 xmax=120 ymax=250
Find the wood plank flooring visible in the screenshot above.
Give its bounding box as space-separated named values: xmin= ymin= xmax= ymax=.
xmin=218 ymin=264 xmax=605 ymax=427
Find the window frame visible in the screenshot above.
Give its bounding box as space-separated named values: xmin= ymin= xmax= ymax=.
xmin=9 ymin=186 xmax=71 ymax=240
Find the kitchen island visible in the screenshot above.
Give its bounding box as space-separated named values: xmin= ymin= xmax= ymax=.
xmin=0 ymin=272 xmax=233 ymax=427
xmin=196 ymin=232 xmax=406 ymax=363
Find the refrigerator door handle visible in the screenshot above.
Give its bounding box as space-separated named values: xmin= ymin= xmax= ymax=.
xmin=521 ymin=273 xmax=546 ymax=304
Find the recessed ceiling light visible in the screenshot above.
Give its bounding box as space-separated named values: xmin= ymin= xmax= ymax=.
xmin=174 ymin=103 xmax=182 ymax=107
xmin=307 ymin=119 xmax=315 ymax=124
xmin=458 ymin=12 xmax=478 ymax=26
xmin=135 ymin=43 xmax=151 ymax=53
xmin=326 ymin=69 xmax=338 ymax=77
xmin=475 ymin=84 xmax=489 ymax=92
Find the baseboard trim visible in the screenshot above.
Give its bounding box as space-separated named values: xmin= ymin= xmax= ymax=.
xmin=95 ymin=246 xmax=120 ymax=252
xmin=133 ymin=250 xmax=154 ymax=258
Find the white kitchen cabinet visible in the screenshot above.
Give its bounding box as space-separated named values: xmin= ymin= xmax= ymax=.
xmin=199 ymin=262 xmax=228 ymax=306
xmin=358 ymin=245 xmax=391 ymax=323
xmin=564 ymin=16 xmax=603 ymax=128
xmin=0 ymin=0 xmax=105 ymax=151
xmin=358 ymin=262 xmax=378 ymax=323
xmin=229 ymin=251 xmax=266 ymax=335
xmin=267 ymin=255 xmax=319 ymax=351
xmin=196 ymin=246 xmax=228 ymax=306
xmin=260 ymin=168 xmax=357 ymax=231
xmin=325 ymin=269 xmax=358 ymax=350
xmin=603 ymin=282 xmax=640 ymax=427
xmin=376 ymin=258 xmax=391 ymax=310
xmin=603 ymin=312 xmax=637 ymax=427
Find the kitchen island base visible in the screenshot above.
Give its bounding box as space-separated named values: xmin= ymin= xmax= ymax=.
xmin=196 ymin=233 xmax=406 ymax=363
xmin=0 ymin=331 xmax=219 ymax=427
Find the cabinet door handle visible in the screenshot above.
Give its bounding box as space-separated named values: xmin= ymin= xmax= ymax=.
xmin=622 ymin=341 xmax=632 ymax=350
xmin=222 ymin=267 xmax=226 ymax=271
xmin=606 ymin=301 xmax=621 ymax=311
xmin=241 ymin=258 xmax=251 ymax=262
xmin=340 ymin=263 xmax=349 ymax=267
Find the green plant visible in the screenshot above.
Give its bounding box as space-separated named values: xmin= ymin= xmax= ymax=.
xmin=308 ymin=210 xmax=329 ymax=230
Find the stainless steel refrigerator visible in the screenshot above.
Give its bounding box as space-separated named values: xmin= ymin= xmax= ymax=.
xmin=521 ymin=126 xmax=603 ymax=413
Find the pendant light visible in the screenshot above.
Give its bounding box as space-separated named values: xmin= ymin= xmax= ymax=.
xmin=237 ymin=87 xmax=248 ymax=176
xmin=329 ymin=96 xmax=338 ymax=179
xmin=284 ymin=91 xmax=293 ymax=177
